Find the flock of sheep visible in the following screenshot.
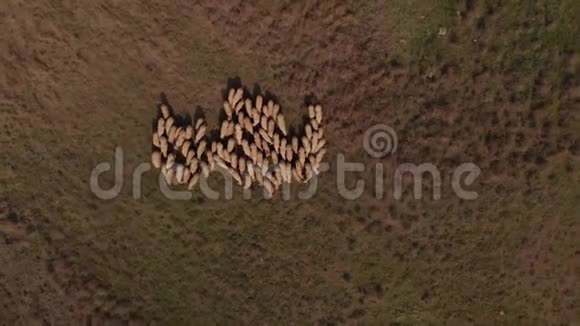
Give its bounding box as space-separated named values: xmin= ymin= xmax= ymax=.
xmin=151 ymin=87 xmax=327 ymax=195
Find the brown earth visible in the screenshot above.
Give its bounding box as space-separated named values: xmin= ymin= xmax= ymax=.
xmin=0 ymin=0 xmax=579 ymax=325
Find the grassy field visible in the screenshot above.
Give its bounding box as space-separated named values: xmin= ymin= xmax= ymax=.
xmin=0 ymin=0 xmax=578 ymax=324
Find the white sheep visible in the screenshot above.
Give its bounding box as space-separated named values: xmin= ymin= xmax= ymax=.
xmin=188 ymin=172 xmax=200 ymax=190
xmin=277 ymin=115 xmax=287 ymax=136
xmin=315 ymin=105 xmax=322 ymax=124
xmin=153 ymin=132 xmax=160 ymax=148
xmin=255 ymin=95 xmax=263 ymax=114
xmin=175 ymin=164 xmax=185 ymax=184
xmin=164 ymin=116 xmax=174 ymax=135
xmin=223 ymin=101 xmax=233 ymax=119
xmin=160 ymin=104 xmax=170 ymax=119
xmin=152 ymin=151 xmax=162 ymax=169
xmin=165 ymin=153 xmax=175 ymax=169
xmin=157 ymin=118 xmax=165 ymax=136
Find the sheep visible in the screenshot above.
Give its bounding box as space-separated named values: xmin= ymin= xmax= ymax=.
xmin=277 ymin=115 xmax=287 ymax=136
xmin=190 ymin=158 xmax=199 ymax=175
xmin=229 ymin=167 xmax=242 ymax=185
xmin=168 ymin=126 xmax=178 ymax=144
xmin=291 ymin=137 xmax=299 ymax=154
xmin=315 ymin=105 xmax=322 ymax=124
xmin=181 ymin=140 xmax=192 ymax=157
xmin=311 ymin=135 xmax=319 ymax=155
xmin=259 ymin=129 xmax=271 ymax=144
xmin=153 ymin=132 xmax=161 ymax=148
xmin=253 ymin=131 xmax=262 ymax=150
xmin=273 ymin=133 xmax=280 ymax=153
xmin=160 ymin=104 xmax=170 ymax=119
xmin=310 ymin=119 xmax=319 ymax=131
xmin=302 ymin=136 xmax=311 ymax=154
xmin=196 ymin=140 xmax=207 ymax=159
xmin=194 ymin=125 xmax=207 ymax=144
xmin=239 ymin=157 xmax=247 ymax=174
xmin=255 ymin=169 xmax=264 ymax=185
xmin=251 ymin=108 xmax=260 ymax=126
xmin=231 ymin=152 xmax=238 ymax=169
xmin=247 ymin=162 xmax=255 ymax=180
xmin=220 ymin=120 xmax=229 ymax=138
xmin=226 ymin=121 xmax=235 ymax=137
xmin=250 ymin=143 xmax=258 ymax=163
xmin=271 ymin=151 xmax=279 ymax=165
xmin=308 ymin=105 xmax=315 ymax=119
xmin=185 ymin=125 xmax=194 ymax=139
xmin=315 ymin=149 xmax=326 ymax=166
xmin=223 ymin=101 xmax=233 ymax=119
xmin=255 ymin=95 xmax=263 ymax=114
xmin=157 ymin=118 xmax=165 ymax=136
xmin=188 ymin=172 xmax=200 ymax=190
xmin=164 ymin=117 xmax=174 ymax=135
xmin=295 ymin=160 xmax=304 ymax=178
xmin=243 ymin=174 xmax=252 ymax=189
xmin=165 ymin=153 xmax=176 ymax=169
xmin=280 ymin=145 xmax=287 ymax=160
xmin=182 ymin=167 xmax=191 ymax=184
xmin=238 ymin=111 xmax=245 ymax=124
xmin=305 ymin=163 xmax=314 ymax=181
xmin=227 ymin=138 xmax=236 ymax=153
xmin=280 ymin=138 xmax=287 ymax=156
xmin=286 ymin=144 xmax=293 ymax=162
xmin=160 ymin=136 xmax=168 ymax=157
xmin=284 ymin=162 xmax=293 ymax=183
xmin=298 ymin=147 xmax=306 ymax=167
xmin=152 ymin=151 xmax=162 ymax=168
xmin=227 ymin=88 xmax=235 ymax=106
xmin=175 ymin=164 xmax=185 ymax=184
xmin=200 ymin=161 xmax=210 ymax=177
xmin=235 ymin=124 xmax=243 ymax=144
xmin=222 ymin=149 xmax=231 ymax=163
xmin=164 ymin=167 xmax=175 ymax=185
xmin=243 ymin=117 xmax=253 ymax=133
xmin=267 ymin=118 xmax=275 ymax=138
xmin=207 ymin=152 xmax=215 ymax=170
xmin=292 ymin=166 xmax=301 ymax=183
xmin=267 ymin=100 xmax=274 ymax=117
xmin=234 ymin=99 xmax=244 ymax=113
xmin=215 ymin=156 xmax=228 ymax=170
xmin=308 ymin=154 xmax=316 ymax=167
xmin=305 ymin=124 xmax=313 ymax=140
xmin=263 ymin=179 xmax=273 ymax=195
xmin=260 ymin=115 xmax=268 ymax=131
xmin=175 ymin=134 xmax=186 ymax=149
xmin=186 ymin=149 xmax=195 ymax=165
xmin=232 ymin=88 xmax=244 ymax=108
xmin=217 ymin=142 xmax=224 ymax=158
xmin=195 ymin=118 xmax=205 ymax=130
xmin=244 ymin=99 xmax=253 ymax=116
xmin=242 ymin=139 xmax=252 ymax=158
xmin=313 ymin=139 xmax=326 ymax=153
